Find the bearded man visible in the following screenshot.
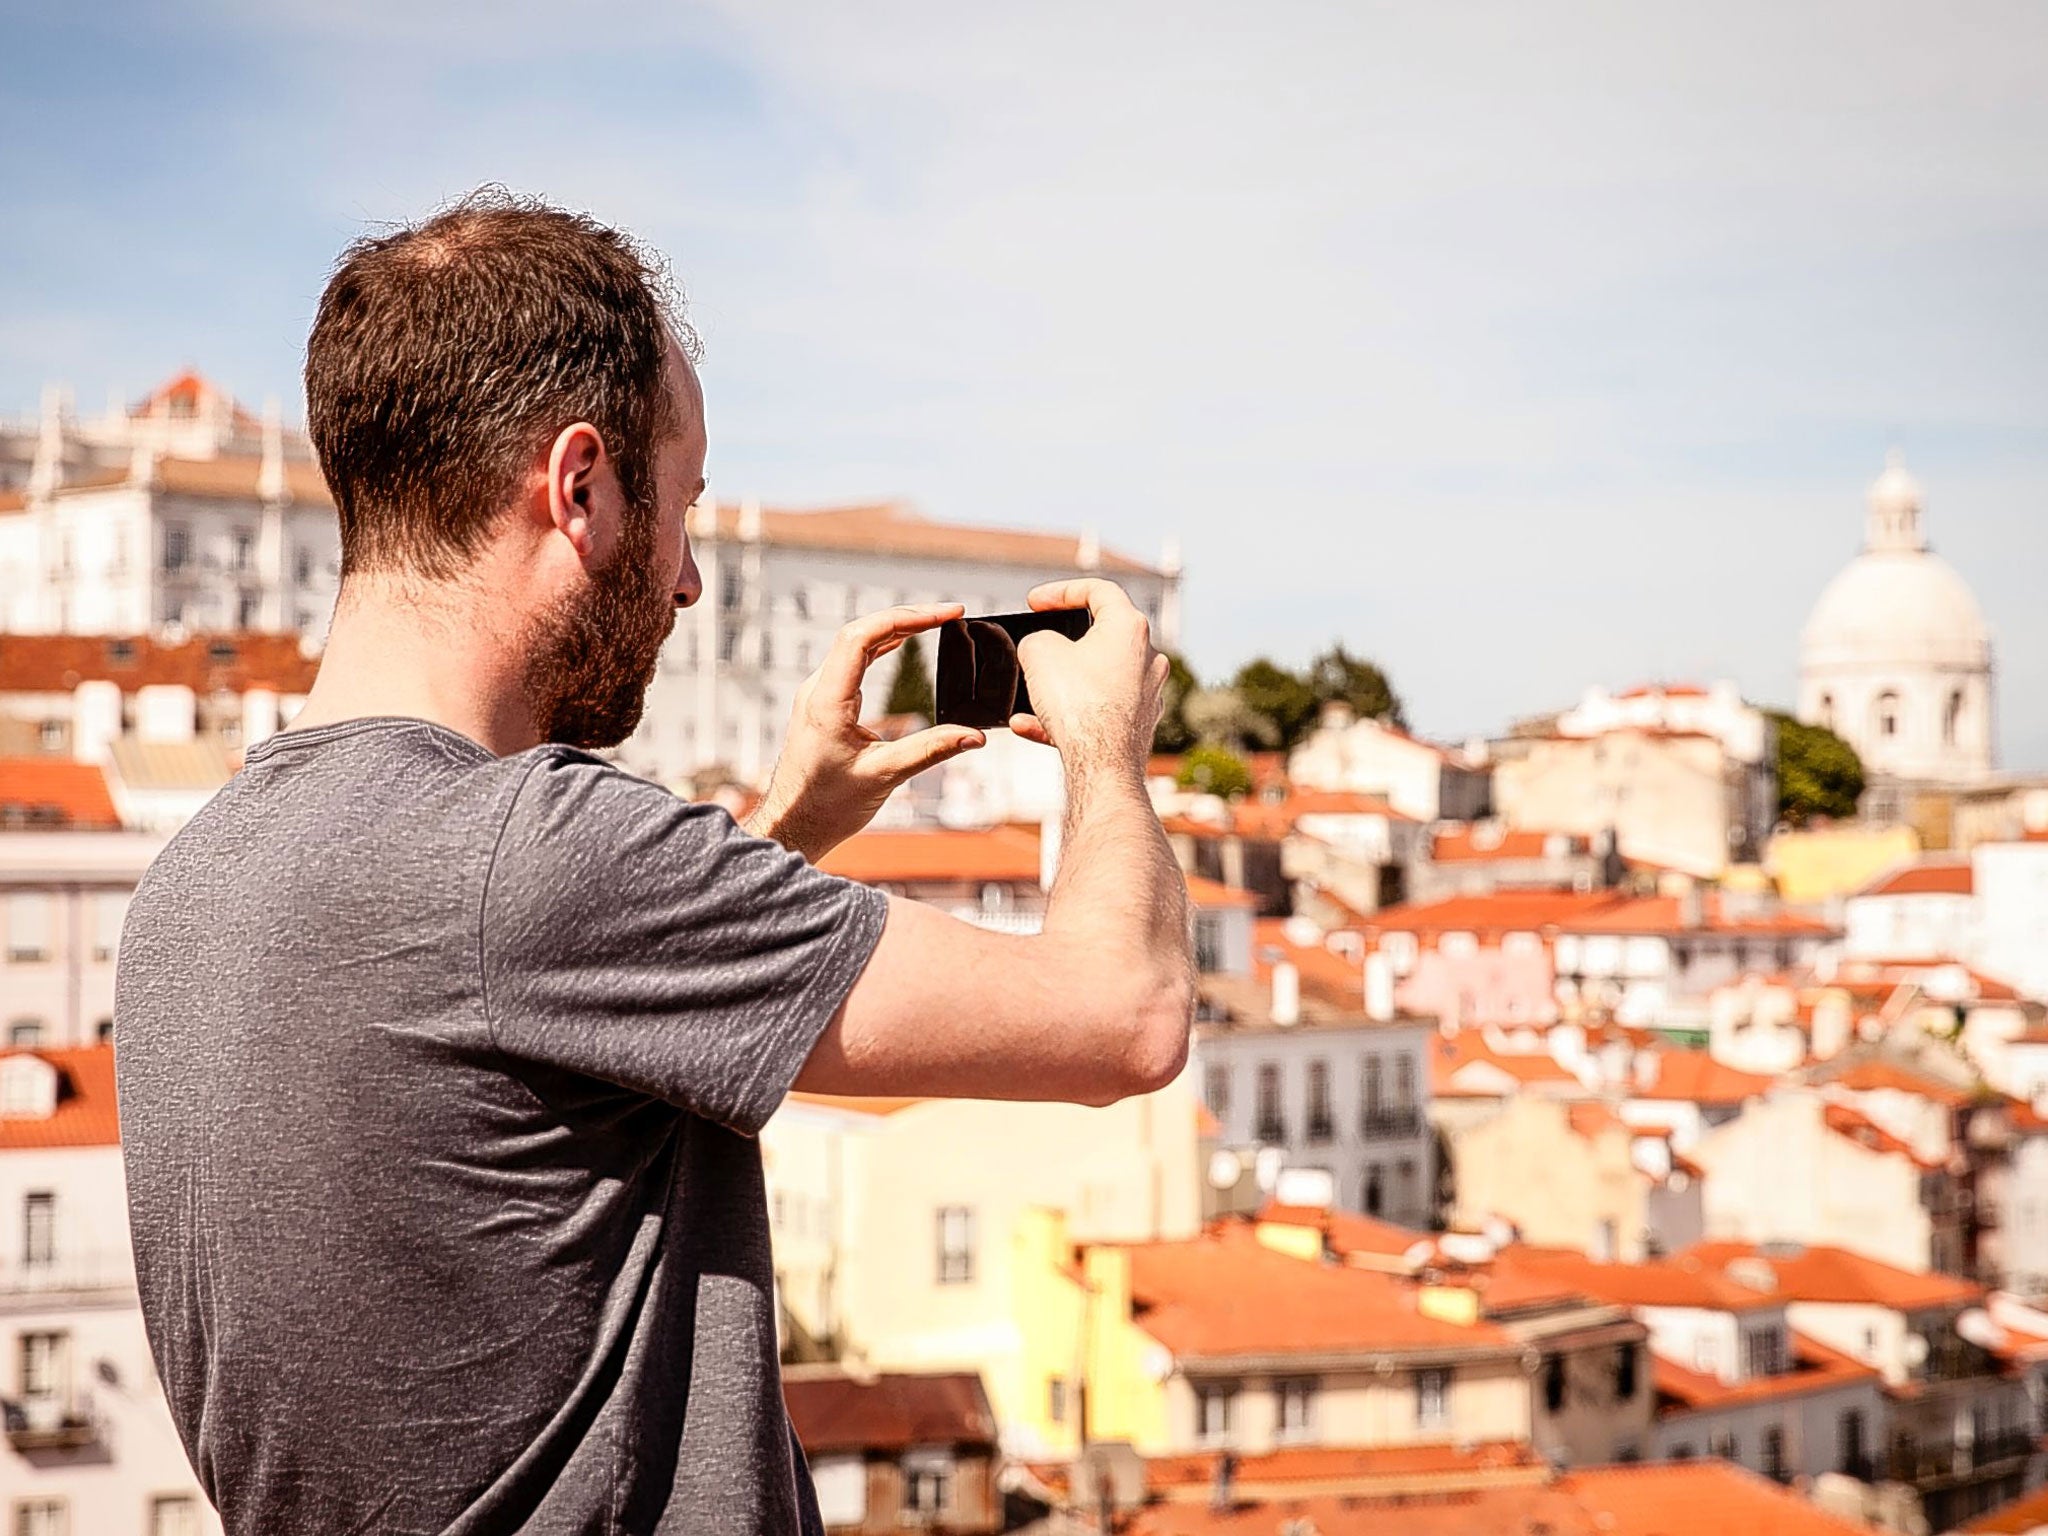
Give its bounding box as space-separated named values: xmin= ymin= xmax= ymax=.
xmin=113 ymin=192 xmax=1193 ymax=1536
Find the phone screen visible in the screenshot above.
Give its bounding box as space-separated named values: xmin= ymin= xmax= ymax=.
xmin=934 ymin=608 xmax=1092 ymax=729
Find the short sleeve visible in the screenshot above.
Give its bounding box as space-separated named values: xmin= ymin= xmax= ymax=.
xmin=480 ymin=749 xmax=888 ymax=1135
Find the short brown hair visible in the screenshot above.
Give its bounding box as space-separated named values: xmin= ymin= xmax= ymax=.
xmin=305 ymin=188 xmax=697 ymax=579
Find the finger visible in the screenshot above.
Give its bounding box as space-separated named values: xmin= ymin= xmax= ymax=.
xmin=866 ymin=725 xmax=986 ymax=782
xmin=818 ymin=604 xmax=964 ymax=700
xmin=1025 ymin=578 xmax=1137 ymax=621
xmin=1009 ymin=712 xmax=1054 ymax=747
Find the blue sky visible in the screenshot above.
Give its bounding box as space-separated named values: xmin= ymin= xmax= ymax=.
xmin=5 ymin=0 xmax=2045 ymax=766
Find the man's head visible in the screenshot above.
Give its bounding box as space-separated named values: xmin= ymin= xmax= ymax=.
xmin=305 ymin=189 xmax=706 ymax=749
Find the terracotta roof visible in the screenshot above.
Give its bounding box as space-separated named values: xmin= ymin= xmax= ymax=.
xmin=1822 ymin=1103 xmax=1940 ymax=1170
xmin=1496 ymin=1246 xmax=1784 ymax=1314
xmin=0 ymin=488 xmax=25 ymax=515
xmin=0 ymin=632 xmax=320 ymax=695
xmin=1114 ymin=1223 xmax=1514 ymax=1359
xmin=1122 ymin=1460 xmax=1877 ymax=1535
xmin=1617 ymin=683 xmax=1711 ymax=700
xmin=1552 ymin=894 xmax=1837 ymax=939
xmin=1680 ymin=1241 xmax=1983 ymax=1311
xmin=1625 ymin=1048 xmax=1775 ymax=1107
xmin=703 ymin=499 xmax=1161 ymax=576
xmin=0 ymin=1047 xmax=121 ymax=1149
xmin=1822 ymin=1058 xmax=1973 ymax=1108
xmin=1250 ymin=918 xmax=1367 ymax=1007
xmin=1367 ymin=890 xmax=1628 ymax=937
xmin=154 ymin=455 xmax=332 ymax=506
xmin=1431 ymin=825 xmax=1589 ymax=863
xmin=131 ymin=369 xmax=259 ymax=427
xmin=1255 ymin=1202 xmax=1430 ymax=1262
xmin=816 ymin=823 xmax=1040 ymax=885
xmin=1431 ymin=1033 xmax=1583 ymax=1098
xmin=1129 ymin=1440 xmax=1546 ymax=1501
xmin=0 ymin=758 xmax=120 ymax=829
xmin=1858 ymin=861 xmax=1975 ymax=898
xmin=1654 ymin=1331 xmax=1879 ymax=1414
xmin=1186 ymin=874 xmax=1257 ymax=909
xmin=782 ymin=1369 xmax=996 ymax=1454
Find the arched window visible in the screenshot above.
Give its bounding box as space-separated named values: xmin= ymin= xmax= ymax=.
xmin=1943 ymin=689 xmax=1964 ymax=746
xmin=1875 ymin=691 xmax=1900 ymax=739
xmin=1817 ymin=692 xmax=1835 ymax=731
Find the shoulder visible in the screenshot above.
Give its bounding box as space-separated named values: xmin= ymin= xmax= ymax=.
xmin=496 ymin=746 xmax=737 ymax=844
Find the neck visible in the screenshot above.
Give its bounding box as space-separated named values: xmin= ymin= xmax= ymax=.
xmin=288 ymin=571 xmax=543 ymax=756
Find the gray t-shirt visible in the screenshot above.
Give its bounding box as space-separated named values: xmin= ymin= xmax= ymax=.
xmin=114 ymin=717 xmax=887 ymax=1535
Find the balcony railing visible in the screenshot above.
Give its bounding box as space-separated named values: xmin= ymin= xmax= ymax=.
xmin=3 ymin=1392 xmax=100 ymax=1453
xmin=1362 ymin=1106 xmax=1423 ymax=1141
xmin=0 ymin=1249 xmax=136 ymax=1299
xmin=1886 ymin=1432 xmax=2041 ymax=1486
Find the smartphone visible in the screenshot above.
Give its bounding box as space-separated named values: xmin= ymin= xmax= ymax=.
xmin=934 ymin=608 xmax=1092 ymax=730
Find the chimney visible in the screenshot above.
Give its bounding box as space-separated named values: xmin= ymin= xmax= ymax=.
xmin=28 ymin=384 xmax=64 ymax=498
xmin=738 ymin=496 xmax=762 ymax=542
xmin=1271 ymin=961 xmax=1300 ymax=1027
xmin=71 ymin=680 xmax=123 ymax=766
xmin=258 ymin=398 xmax=287 ymax=504
xmin=1364 ymin=952 xmax=1396 ymax=1022
xmin=1210 ymin=1449 xmax=1237 ymax=1513
xmin=135 ymin=684 xmax=197 ymax=745
xmin=1077 ymin=527 xmax=1101 ymax=570
xmin=1159 ymin=534 xmax=1183 ymax=577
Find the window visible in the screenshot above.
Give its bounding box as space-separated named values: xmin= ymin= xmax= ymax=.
xmin=1840 ymin=1409 xmax=1868 ymax=1476
xmin=92 ymin=893 xmax=127 ymax=963
xmin=14 ymin=1503 xmax=66 ymax=1536
xmin=792 ymin=586 xmax=810 ymax=620
xmin=1395 ymin=1159 xmax=1417 ymax=1216
xmin=758 ymin=630 xmax=773 ymax=670
xmin=8 ymin=1020 xmax=44 ymax=1047
xmin=1395 ymin=1054 xmax=1416 ymax=1110
xmin=95 ymin=1019 xmax=114 ymax=1044
xmin=720 ymin=568 xmax=743 ymax=612
xmin=1593 ymin=1218 xmax=1618 ymax=1263
xmin=1615 ymin=1342 xmax=1639 ymax=1400
xmin=23 ymin=1193 xmax=54 ymax=1267
xmin=293 ymin=547 xmax=312 ymax=585
xmin=719 ymin=625 xmax=739 ymax=664
xmin=1254 ymin=1063 xmax=1283 ymax=1143
xmin=1875 ymin=691 xmax=1900 ymax=739
xmin=1194 ymin=912 xmax=1226 ymax=973
xmin=1415 ymin=1367 xmax=1450 ymax=1431
xmin=237 ymin=591 xmax=261 ymax=628
xmin=162 ymin=525 xmax=189 ymax=572
xmin=1194 ymin=1381 xmax=1237 ymax=1446
xmin=19 ymin=1331 xmax=63 ymax=1400
xmin=1743 ymin=1326 xmax=1787 ymax=1379
xmin=1364 ymin=1164 xmax=1384 ymax=1216
xmin=37 ymin=718 xmax=62 ymax=750
xmin=1364 ymin=1055 xmax=1385 ymax=1117
xmin=1669 ymin=1443 xmax=1695 ymax=1462
xmin=149 ymin=1498 xmax=199 ymax=1536
xmin=1048 ymin=1375 xmax=1068 ymax=1424
xmin=233 ymin=530 xmax=254 ymax=572
xmin=1306 ymin=1060 xmax=1333 ymax=1142
xmin=771 ymin=1191 xmax=786 ymax=1230
xmin=902 ymin=1447 xmax=954 ymax=1515
xmin=1711 ymin=1431 xmax=1739 ymax=1463
xmin=1817 ymin=692 xmax=1835 ymax=730
xmin=1544 ymin=1354 xmax=1567 ymax=1413
xmin=795 ymin=640 xmax=810 ymax=672
xmin=1944 ymin=688 xmax=1964 ymax=746
xmin=1275 ymin=1377 xmax=1318 ymax=1442
xmin=1761 ymin=1425 xmax=1787 ymax=1482
xmin=936 ymin=1206 xmax=974 ymax=1285
xmin=6 ymin=894 xmax=52 ymax=962
xmin=1204 ymin=1063 xmax=1231 ymax=1119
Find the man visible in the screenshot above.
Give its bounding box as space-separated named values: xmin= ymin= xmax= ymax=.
xmin=113 ymin=192 xmax=1193 ymax=1536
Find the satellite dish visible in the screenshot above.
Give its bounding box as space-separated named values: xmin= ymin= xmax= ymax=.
xmin=1903 ymin=1334 xmax=1930 ymax=1368
xmin=1208 ymin=1151 xmax=1243 ymax=1190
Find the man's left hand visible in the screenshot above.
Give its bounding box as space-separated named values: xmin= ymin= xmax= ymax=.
xmin=743 ymin=604 xmax=985 ymax=862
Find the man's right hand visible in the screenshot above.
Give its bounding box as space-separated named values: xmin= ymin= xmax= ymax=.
xmin=1011 ymin=579 xmax=1170 ymax=772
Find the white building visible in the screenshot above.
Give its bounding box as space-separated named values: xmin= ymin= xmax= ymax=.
xmin=1286 ymin=708 xmax=1491 ymax=825
xmin=1799 ymin=451 xmax=1995 ymax=791
xmin=0 ymin=831 xmax=164 ymax=1048
xmin=0 ymin=376 xmax=341 ymax=646
xmin=1975 ymin=841 xmax=2048 ymax=1006
xmin=0 ymin=1047 xmax=219 ymax=1536
xmin=627 ymin=499 xmax=1180 ymax=791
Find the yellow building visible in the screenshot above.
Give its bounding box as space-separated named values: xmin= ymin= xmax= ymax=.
xmin=1764 ymin=822 xmax=1920 ymax=905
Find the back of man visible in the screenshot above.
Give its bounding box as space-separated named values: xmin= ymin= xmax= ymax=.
xmin=117 ymin=717 xmax=882 ymax=1532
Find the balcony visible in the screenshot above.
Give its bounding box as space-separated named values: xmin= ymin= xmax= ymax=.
xmin=1886 ymin=1431 xmax=2042 ymax=1487
xmin=3 ymin=1393 xmax=100 ymax=1454
xmin=1362 ymin=1106 xmax=1423 ymax=1141
xmin=0 ymin=1249 xmax=136 ymax=1301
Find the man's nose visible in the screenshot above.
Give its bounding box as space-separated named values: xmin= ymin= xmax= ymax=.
xmin=673 ymin=543 xmax=704 ymax=609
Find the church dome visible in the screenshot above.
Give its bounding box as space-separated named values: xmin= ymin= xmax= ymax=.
xmin=1800 ymin=451 xmax=1989 ymax=673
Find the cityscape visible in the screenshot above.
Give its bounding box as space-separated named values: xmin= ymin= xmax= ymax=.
xmin=1 ymin=369 xmax=2046 ymax=1536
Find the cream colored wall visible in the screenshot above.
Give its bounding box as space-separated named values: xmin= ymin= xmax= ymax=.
xmin=1495 ymin=731 xmax=1731 ymax=879
xmin=1695 ymin=1094 xmax=1932 ymax=1273
xmin=1164 ymin=1358 xmax=1530 ymax=1456
xmin=1451 ymin=1098 xmax=1649 ymax=1261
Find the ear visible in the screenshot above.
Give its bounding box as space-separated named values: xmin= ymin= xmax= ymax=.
xmin=545 ymin=423 xmax=606 ymax=560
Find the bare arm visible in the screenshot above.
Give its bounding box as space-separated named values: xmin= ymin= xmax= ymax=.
xmin=793 ymin=580 xmax=1194 ymax=1107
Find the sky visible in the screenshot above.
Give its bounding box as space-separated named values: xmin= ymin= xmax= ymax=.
xmin=4 ymin=0 xmax=2044 ymax=765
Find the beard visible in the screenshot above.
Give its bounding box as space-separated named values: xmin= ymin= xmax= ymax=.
xmin=522 ymin=507 xmax=676 ymax=750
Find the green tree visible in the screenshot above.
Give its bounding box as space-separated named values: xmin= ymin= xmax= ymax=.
xmin=1152 ymin=652 xmax=1200 ymax=754
xmin=1772 ymin=711 xmax=1865 ymax=825
xmin=1184 ymin=686 xmax=1277 ymax=752
xmin=1233 ymin=658 xmax=1320 ymax=750
xmin=1176 ymin=743 xmax=1252 ymax=799
xmin=884 ymin=634 xmax=935 ymax=721
xmin=1308 ymin=644 xmax=1407 ymax=730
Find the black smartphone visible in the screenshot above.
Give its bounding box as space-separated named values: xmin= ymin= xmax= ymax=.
xmin=934 ymin=608 xmax=1093 ymax=729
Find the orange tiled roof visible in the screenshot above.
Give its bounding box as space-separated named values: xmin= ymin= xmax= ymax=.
xmin=1255 ymin=1202 xmax=1430 ymax=1262
xmin=1552 ymin=894 xmax=1837 ymax=938
xmin=0 ymin=632 xmax=319 ymax=694
xmin=1431 ymin=1033 xmax=1582 ymax=1098
xmin=1496 ymin=1246 xmax=1783 ymax=1314
xmin=782 ymin=1368 xmax=995 ymax=1453
xmin=1560 ymin=1461 xmax=1879 ymax=1535
xmin=131 ymin=369 xmax=258 ymax=426
xmin=1250 ymin=918 xmax=1367 ymax=1007
xmin=154 ymin=455 xmax=333 ymax=505
xmin=1822 ymin=1103 xmax=1940 ymax=1170
xmin=1681 ymin=1240 xmax=1983 ymax=1311
xmin=1625 ymin=1048 xmax=1775 ymax=1106
xmin=1824 ymin=1058 xmax=1973 ymax=1108
xmin=1858 ymin=861 xmax=1975 ymax=898
xmin=1186 ymin=874 xmax=1256 ymax=909
xmin=1431 ymin=825 xmax=1589 ymax=863
xmin=816 ymin=823 xmax=1040 ymax=884
xmin=0 ymin=758 xmax=120 ymax=829
xmin=0 ymin=1047 xmax=121 ymax=1149
xmin=1653 ymin=1331 xmax=1879 ymax=1414
xmin=1113 ymin=1222 xmax=1514 ymax=1359
xmin=704 ymin=499 xmax=1162 ymax=576
xmin=1367 ymin=890 xmax=1628 ymax=937
xmin=1025 ymin=1439 xmax=1546 ymax=1504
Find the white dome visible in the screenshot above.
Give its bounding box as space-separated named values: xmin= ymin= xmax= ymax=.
xmin=1802 ymin=548 xmax=1990 ymax=672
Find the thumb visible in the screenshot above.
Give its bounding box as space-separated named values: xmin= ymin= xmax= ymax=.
xmin=866 ymin=725 xmax=986 ymax=784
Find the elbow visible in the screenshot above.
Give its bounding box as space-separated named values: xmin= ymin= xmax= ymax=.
xmin=1103 ymin=968 xmax=1196 ymax=1104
